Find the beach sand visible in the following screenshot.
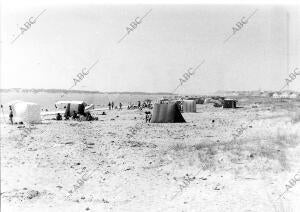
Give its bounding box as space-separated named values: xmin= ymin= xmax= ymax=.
xmin=1 ymin=102 xmax=300 ymax=212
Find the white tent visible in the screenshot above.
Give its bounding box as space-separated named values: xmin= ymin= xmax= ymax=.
xmin=55 ymin=101 xmax=87 ymax=110
xmin=10 ymin=101 xmax=41 ymax=123
xmin=85 ymin=104 xmax=94 ymax=110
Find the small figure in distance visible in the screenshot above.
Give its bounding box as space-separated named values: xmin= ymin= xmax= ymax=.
xmin=56 ymin=113 xmax=62 ymax=121
xmin=72 ymin=111 xmax=79 ymax=120
xmin=111 ymin=102 xmax=114 ymax=110
xmin=9 ymin=105 xmax=13 ymax=125
xmin=145 ymin=111 xmax=152 ymax=123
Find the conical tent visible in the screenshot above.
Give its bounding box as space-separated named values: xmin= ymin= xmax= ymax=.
xmin=183 ymin=100 xmax=196 ymax=113
xmin=151 ymin=103 xmax=186 ymax=123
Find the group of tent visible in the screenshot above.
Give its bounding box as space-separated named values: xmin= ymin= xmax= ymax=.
xmin=6 ymin=100 xmax=92 ymax=124
xmin=6 ymin=97 xmax=237 ymax=124
xmin=150 ymin=98 xmax=237 ymax=123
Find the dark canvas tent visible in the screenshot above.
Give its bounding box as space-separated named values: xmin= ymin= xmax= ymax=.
xmin=223 ymin=99 xmax=237 ymax=108
xmin=182 ymin=100 xmax=196 ymax=113
xmin=151 ymin=103 xmax=186 ymax=123
xmin=62 ymin=102 xmax=86 ymax=116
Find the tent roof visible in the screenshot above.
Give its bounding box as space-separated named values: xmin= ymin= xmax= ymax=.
xmin=55 ymin=101 xmax=87 ymax=106
xmin=6 ymin=100 xmax=24 ymax=106
xmin=8 ymin=100 xmax=39 ymax=106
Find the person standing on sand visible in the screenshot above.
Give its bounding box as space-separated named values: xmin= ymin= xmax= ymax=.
xmin=56 ymin=113 xmax=62 ymax=121
xmin=108 ymin=102 xmax=111 ymax=110
xmin=111 ymin=102 xmax=114 ymax=110
xmin=119 ymin=102 xmax=122 ymax=110
xmin=9 ymin=106 xmax=13 ymax=124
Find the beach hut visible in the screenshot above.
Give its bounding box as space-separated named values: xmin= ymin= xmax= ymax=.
xmin=223 ymin=99 xmax=237 ymax=108
xmin=182 ymin=100 xmax=196 ymax=113
xmin=10 ymin=101 xmax=41 ymax=123
xmin=151 ymin=103 xmax=186 ymax=123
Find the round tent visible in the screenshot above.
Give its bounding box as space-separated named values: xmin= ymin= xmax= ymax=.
xmin=151 ymin=103 xmax=186 ymax=123
xmin=182 ymin=100 xmax=196 ymax=113
xmin=10 ymin=101 xmax=41 ymax=123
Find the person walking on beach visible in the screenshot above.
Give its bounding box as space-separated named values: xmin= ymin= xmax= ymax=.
xmin=119 ymin=102 xmax=122 ymax=110
xmin=9 ymin=106 xmax=13 ymax=125
xmin=108 ymin=102 xmax=111 ymax=110
xmin=138 ymin=101 xmax=141 ymax=108
xmin=111 ymin=102 xmax=114 ymax=110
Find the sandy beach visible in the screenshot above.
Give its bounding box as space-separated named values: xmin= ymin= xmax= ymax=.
xmin=1 ymin=98 xmax=300 ymax=212
xmin=1 ymin=3 xmax=300 ymax=211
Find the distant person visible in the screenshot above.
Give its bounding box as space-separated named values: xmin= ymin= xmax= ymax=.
xmin=119 ymin=102 xmax=122 ymax=110
xmin=64 ymin=113 xmax=70 ymax=120
xmin=85 ymin=111 xmax=93 ymax=121
xmin=138 ymin=101 xmax=141 ymax=108
xmin=145 ymin=112 xmax=152 ymax=123
xmin=56 ymin=113 xmax=62 ymax=121
xmin=108 ymin=102 xmax=111 ymax=110
xmin=111 ymin=102 xmax=114 ymax=110
xmin=72 ymin=111 xmax=78 ymax=120
xmin=9 ymin=106 xmax=13 ymax=125
xmin=64 ymin=106 xmax=70 ymax=120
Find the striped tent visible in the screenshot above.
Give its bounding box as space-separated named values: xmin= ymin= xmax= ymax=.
xmin=151 ymin=103 xmax=186 ymax=123
xmin=182 ymin=100 xmax=196 ymax=113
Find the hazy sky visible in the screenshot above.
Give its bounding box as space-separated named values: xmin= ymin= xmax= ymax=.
xmin=1 ymin=1 xmax=300 ymax=93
